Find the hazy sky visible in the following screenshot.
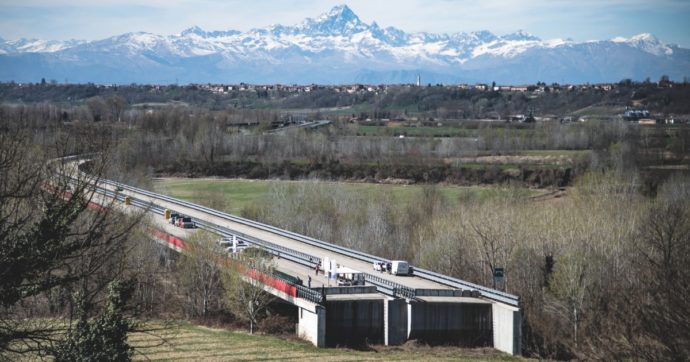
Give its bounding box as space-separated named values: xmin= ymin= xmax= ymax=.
xmin=1 ymin=0 xmax=689 ymax=46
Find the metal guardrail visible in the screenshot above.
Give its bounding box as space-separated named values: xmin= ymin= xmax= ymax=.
xmin=87 ymin=171 xmax=520 ymax=307
xmin=411 ymin=267 xmax=518 ymax=306
xmin=362 ymin=272 xmax=416 ymax=300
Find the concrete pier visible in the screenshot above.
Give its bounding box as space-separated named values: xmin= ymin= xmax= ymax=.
xmin=408 ymin=301 xmax=493 ymax=346
xmin=384 ymin=298 xmax=408 ymax=345
xmin=298 ymin=305 xmax=326 ymax=347
xmin=492 ymin=303 xmax=522 ymax=355
xmin=325 ymin=299 xmax=384 ymax=346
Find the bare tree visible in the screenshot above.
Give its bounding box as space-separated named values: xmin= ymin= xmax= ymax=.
xmin=193 ymin=115 xmax=226 ymax=168
xmin=222 ymin=250 xmax=275 ymax=334
xmin=127 ymin=224 xmax=177 ymax=315
xmin=105 ymin=96 xmax=128 ymax=122
xmin=546 ymin=249 xmax=594 ymax=349
xmin=176 ymin=231 xmax=224 ymax=318
xmin=468 ymin=201 xmax=519 ymax=292
xmin=633 ymin=200 xmax=690 ymax=360
xmin=85 ymin=96 xmax=108 ymax=122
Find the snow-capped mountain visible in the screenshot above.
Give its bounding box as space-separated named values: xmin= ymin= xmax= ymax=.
xmin=0 ymin=5 xmax=688 ymax=84
xmin=0 ymin=37 xmax=85 ymax=54
xmin=611 ymin=33 xmax=673 ymax=57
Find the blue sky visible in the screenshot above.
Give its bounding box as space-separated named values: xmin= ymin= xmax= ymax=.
xmin=1 ymin=0 xmax=689 ymax=46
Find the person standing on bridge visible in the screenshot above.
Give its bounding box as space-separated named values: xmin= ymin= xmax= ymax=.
xmin=315 ymin=261 xmax=320 ymax=275
xmin=308 ymin=275 xmax=312 ymax=288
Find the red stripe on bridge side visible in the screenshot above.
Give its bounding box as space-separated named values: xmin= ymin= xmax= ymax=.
xmin=245 ymin=268 xmax=297 ymax=297
xmin=147 ymin=228 xmax=188 ymax=251
xmin=146 ymin=228 xmax=297 ymax=298
xmin=42 ymin=183 xmax=105 ymax=211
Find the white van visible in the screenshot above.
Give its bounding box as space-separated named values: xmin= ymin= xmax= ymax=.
xmin=390 ymin=260 xmax=411 ymax=276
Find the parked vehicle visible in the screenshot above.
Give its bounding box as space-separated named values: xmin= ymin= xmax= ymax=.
xmin=389 ymin=260 xmax=411 ymax=276
xmin=337 ymin=279 xmax=352 ymax=286
xmin=373 ymin=261 xmax=386 ymax=272
xmin=177 ymin=216 xmax=195 ymax=229
xmin=169 ymin=212 xmax=180 ymax=225
xmin=336 ymin=266 xmax=365 ymax=286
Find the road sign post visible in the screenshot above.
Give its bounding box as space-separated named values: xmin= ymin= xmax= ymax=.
xmin=493 ymin=267 xmax=504 ymax=289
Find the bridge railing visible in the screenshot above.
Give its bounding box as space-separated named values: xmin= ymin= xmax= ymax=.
xmin=294 ymin=284 xmax=324 ymax=304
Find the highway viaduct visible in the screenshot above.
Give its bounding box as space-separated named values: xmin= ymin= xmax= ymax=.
xmin=69 ymin=158 xmax=521 ymax=355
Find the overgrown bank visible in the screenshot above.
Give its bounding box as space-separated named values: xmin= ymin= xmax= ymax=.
xmin=156 ymin=159 xmax=577 ymax=188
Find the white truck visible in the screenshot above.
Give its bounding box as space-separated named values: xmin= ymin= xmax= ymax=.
xmin=335 ymin=267 xmax=365 ymax=286
xmin=390 ymin=260 xmax=411 ymax=276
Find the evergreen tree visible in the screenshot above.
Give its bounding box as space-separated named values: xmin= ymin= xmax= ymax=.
xmin=52 ymin=280 xmax=135 ymax=362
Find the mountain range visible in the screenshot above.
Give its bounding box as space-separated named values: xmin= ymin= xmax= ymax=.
xmin=1 ymin=5 xmax=688 ymax=85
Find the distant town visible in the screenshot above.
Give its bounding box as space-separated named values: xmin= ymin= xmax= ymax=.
xmin=191 ymin=80 xmax=620 ymax=95
xmin=3 ymin=76 xmax=686 ymax=126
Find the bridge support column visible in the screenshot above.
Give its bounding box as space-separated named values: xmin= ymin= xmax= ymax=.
xmin=297 ymin=305 xmax=326 ymax=347
xmin=407 ymin=301 xmax=413 ymax=339
xmin=384 ymin=298 xmax=407 ymax=345
xmin=404 ymin=301 xmax=493 ymax=347
xmin=492 ymin=303 xmax=521 ymax=355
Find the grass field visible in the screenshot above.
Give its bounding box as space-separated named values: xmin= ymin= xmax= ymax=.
xmin=570 ymin=105 xmax=623 ymax=117
xmin=518 ymin=149 xmax=591 ymax=157
xmin=154 ymin=178 xmax=538 ymax=214
xmin=356 ymin=125 xmax=477 ymax=137
xmin=129 ymin=321 xmax=520 ymax=361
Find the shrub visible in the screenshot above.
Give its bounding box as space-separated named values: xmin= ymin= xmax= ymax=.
xmin=259 ymin=315 xmax=295 ymax=335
